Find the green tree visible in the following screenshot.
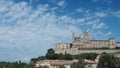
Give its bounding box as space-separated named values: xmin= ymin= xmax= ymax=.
xmin=0 ymin=61 xmax=27 ymax=68
xmin=31 ymin=58 xmax=37 ymax=63
xmin=71 ymin=59 xmax=85 ymax=68
xmin=38 ymin=56 xmax=46 ymax=60
xmin=58 ymin=53 xmax=64 ymax=60
xmin=74 ymin=53 xmax=98 ymax=60
xmin=115 ymin=57 xmax=120 ymax=68
xmin=59 ymin=65 xmax=66 ymax=68
xmin=63 ymin=53 xmax=73 ymax=60
xmin=25 ymin=62 xmax=35 ymax=68
xmin=97 ymin=54 xmax=116 ymax=68
xmin=45 ymin=48 xmax=56 ymax=59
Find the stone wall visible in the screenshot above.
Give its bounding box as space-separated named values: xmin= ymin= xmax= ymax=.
xmin=55 ymin=48 xmax=120 ymax=55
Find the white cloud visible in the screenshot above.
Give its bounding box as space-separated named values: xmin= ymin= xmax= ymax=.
xmin=86 ymin=19 xmax=100 ymax=25
xmin=95 ymin=12 xmax=107 ymax=18
xmin=77 ymin=18 xmax=85 ymax=23
xmin=48 ymin=0 xmax=66 ymax=8
xmin=96 ymin=22 xmax=107 ymax=29
xmin=76 ymin=8 xmax=84 ymax=13
xmin=57 ymin=1 xmax=66 ymax=7
xmin=51 ymin=7 xmax=58 ymax=11
xmin=58 ymin=15 xmax=85 ymax=24
xmin=106 ymin=32 xmax=112 ymax=36
xmin=86 ymin=19 xmax=108 ymax=29
xmin=113 ymin=10 xmax=120 ymax=19
xmin=0 ymin=0 xmax=82 ymax=62
xmin=29 ymin=0 xmax=33 ymax=4
xmin=85 ymin=9 xmax=90 ymax=13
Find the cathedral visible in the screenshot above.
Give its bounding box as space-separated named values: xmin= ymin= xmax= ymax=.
xmin=55 ymin=31 xmax=120 ymax=54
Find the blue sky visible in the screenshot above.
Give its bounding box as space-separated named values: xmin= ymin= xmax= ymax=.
xmin=0 ymin=0 xmax=120 ymax=62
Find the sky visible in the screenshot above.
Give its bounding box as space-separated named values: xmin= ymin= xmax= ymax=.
xmin=0 ymin=0 xmax=120 ymax=62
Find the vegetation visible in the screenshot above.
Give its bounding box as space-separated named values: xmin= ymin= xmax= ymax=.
xmin=115 ymin=46 xmax=120 ymax=49
xmin=0 ymin=61 xmax=27 ymax=68
xmin=31 ymin=56 xmax=46 ymax=63
xmin=97 ymin=53 xmax=116 ymax=68
xmin=59 ymin=65 xmax=66 ymax=68
xmin=115 ymin=57 xmax=120 ymax=68
xmin=45 ymin=48 xmax=73 ymax=60
xmin=31 ymin=48 xmax=73 ymax=63
xmin=31 ymin=48 xmax=99 ymax=64
xmin=70 ymin=43 xmax=73 ymax=48
xmin=45 ymin=48 xmax=59 ymax=60
xmin=74 ymin=53 xmax=98 ymax=60
xmin=71 ymin=59 xmax=85 ymax=68
xmin=31 ymin=48 xmax=98 ymax=63
xmin=25 ymin=62 xmax=35 ymax=68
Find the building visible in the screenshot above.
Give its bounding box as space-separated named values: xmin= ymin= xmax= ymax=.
xmin=35 ymin=59 xmax=99 ymax=68
xmin=84 ymin=59 xmax=97 ymax=68
xmin=55 ymin=31 xmax=120 ymax=55
xmin=35 ymin=55 xmax=102 ymax=68
xmin=35 ymin=60 xmax=78 ymax=68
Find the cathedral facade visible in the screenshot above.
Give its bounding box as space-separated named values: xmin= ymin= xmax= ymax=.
xmin=55 ymin=31 xmax=120 ymax=54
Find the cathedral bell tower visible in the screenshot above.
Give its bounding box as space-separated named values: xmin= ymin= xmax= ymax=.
xmin=72 ymin=33 xmax=75 ymax=42
xmin=84 ymin=31 xmax=89 ymax=43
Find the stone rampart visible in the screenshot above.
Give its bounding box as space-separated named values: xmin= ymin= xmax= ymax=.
xmin=55 ymin=49 xmax=120 ymax=55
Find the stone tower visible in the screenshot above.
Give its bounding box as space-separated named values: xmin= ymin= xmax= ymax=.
xmin=84 ymin=31 xmax=89 ymax=43
xmin=72 ymin=33 xmax=75 ymax=42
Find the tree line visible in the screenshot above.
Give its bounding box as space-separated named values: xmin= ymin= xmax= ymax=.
xmin=0 ymin=61 xmax=27 ymax=68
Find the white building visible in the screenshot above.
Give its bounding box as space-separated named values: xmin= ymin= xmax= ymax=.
xmin=35 ymin=60 xmax=78 ymax=68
